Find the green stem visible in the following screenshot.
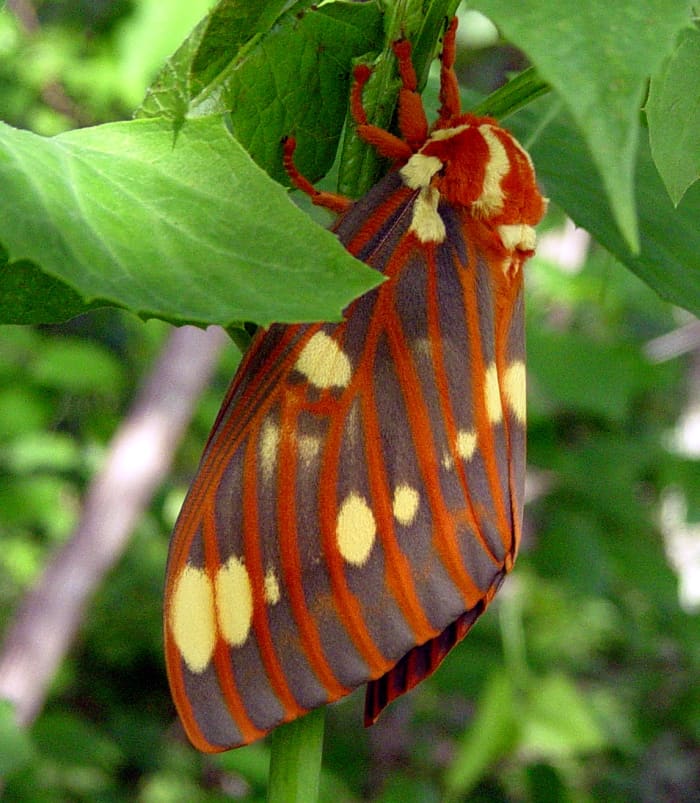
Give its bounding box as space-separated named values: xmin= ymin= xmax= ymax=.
xmin=498 ymin=585 xmax=529 ymax=692
xmin=266 ymin=708 xmax=326 ymax=803
xmin=338 ymin=0 xmax=457 ymax=198
xmin=471 ymin=67 xmax=550 ymax=121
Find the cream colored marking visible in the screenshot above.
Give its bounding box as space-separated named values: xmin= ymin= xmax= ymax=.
xmin=456 ymin=428 xmax=478 ymax=461
xmin=344 ymin=401 xmax=361 ymax=448
xmin=392 ymin=484 xmax=420 ymax=526
xmin=498 ymin=223 xmax=537 ymax=252
xmin=412 ymin=336 xmax=433 ymax=357
xmin=442 ymin=429 xmax=477 ymax=469
xmin=170 ymin=565 xmax=216 ymax=674
xmin=427 ymin=123 xmax=470 ymax=142
xmin=472 ymin=125 xmax=509 ymax=217
xmin=510 ymin=133 xmax=536 ymax=169
xmin=259 ymin=418 xmax=280 ymax=481
xmin=400 ymin=152 xmax=443 ymax=189
xmin=263 ymin=568 xmax=281 ymax=606
xmin=505 ymin=360 xmax=527 ymax=424
xmin=295 ymin=331 xmax=352 ymax=389
xmin=215 ymin=556 xmax=253 ymax=647
xmin=336 ymin=492 xmax=376 ymax=566
xmin=298 ymin=434 xmax=321 ymax=463
xmin=484 ymin=362 xmax=503 ymax=424
xmin=410 ymin=186 xmax=446 ymax=243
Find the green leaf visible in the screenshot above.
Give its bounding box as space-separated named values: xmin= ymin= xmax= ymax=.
xmin=137 ymin=0 xmax=384 ymax=184
xmin=527 ymin=330 xmax=656 ymax=422
xmin=514 ymin=104 xmax=700 ymax=317
xmin=0 ymin=117 xmax=382 ymax=327
xmin=525 ymin=763 xmax=569 ymax=803
xmin=2 ymin=431 xmax=82 ymax=474
xmin=33 ymin=710 xmax=123 ymax=771
xmin=472 ymin=0 xmax=693 ymax=251
xmin=520 ymin=673 xmax=607 ymax=758
xmin=225 ymin=1 xmax=383 ymax=186
xmin=0 ymin=384 xmax=52 ymax=440
xmin=114 ymin=0 xmax=213 ymax=109
xmin=0 ymin=474 xmax=76 ymax=538
xmin=0 ymin=258 xmax=107 ymax=324
xmin=0 ymin=701 xmax=34 ymax=777
xmin=30 ymin=338 xmax=125 ymax=395
xmin=646 ymin=25 xmax=700 ymax=205
xmin=443 ymin=670 xmax=518 ymax=800
xmin=137 ymin=0 xmax=309 ymax=120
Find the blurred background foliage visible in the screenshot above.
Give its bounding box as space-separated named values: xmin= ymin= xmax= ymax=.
xmin=1 ymin=1 xmax=699 ymax=801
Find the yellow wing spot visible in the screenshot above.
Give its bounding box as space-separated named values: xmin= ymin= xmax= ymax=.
xmin=298 ymin=434 xmax=321 ymax=464
xmin=505 ymin=360 xmax=527 ymax=424
xmin=473 ymin=125 xmax=508 ymax=217
xmin=215 ymin=556 xmax=253 ymax=647
xmin=295 ymin=331 xmax=352 ymax=389
xmin=336 ymin=492 xmax=376 ymax=567
xmin=456 ymin=428 xmax=478 ymax=461
xmin=344 ymin=400 xmax=362 ymax=448
xmin=410 ymin=186 xmax=446 ymax=243
xmin=263 ymin=568 xmax=281 ymax=606
xmin=259 ymin=418 xmax=280 ymax=481
xmin=170 ymin=565 xmax=216 ymax=674
xmin=400 ymin=152 xmax=443 ymax=189
xmin=442 ymin=429 xmax=477 ymax=469
xmin=412 ymin=337 xmax=433 ymax=357
xmin=392 ymin=484 xmax=420 ymax=526
xmin=484 ymin=362 xmax=503 ymax=424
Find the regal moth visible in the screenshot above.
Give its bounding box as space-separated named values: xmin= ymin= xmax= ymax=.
xmin=164 ymin=17 xmax=546 ymax=752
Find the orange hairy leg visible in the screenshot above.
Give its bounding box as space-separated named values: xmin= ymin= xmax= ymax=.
xmin=282 ymin=137 xmax=351 ymax=214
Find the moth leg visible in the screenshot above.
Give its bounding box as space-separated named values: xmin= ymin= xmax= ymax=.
xmin=350 ymin=64 xmax=414 ymax=161
xmin=437 ymin=16 xmax=462 ymax=123
xmin=282 ymin=137 xmax=352 ymax=214
xmin=392 ymin=40 xmax=429 ymax=149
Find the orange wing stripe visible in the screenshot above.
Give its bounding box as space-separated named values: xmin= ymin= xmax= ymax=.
xmin=277 ymin=399 xmax=351 ymax=700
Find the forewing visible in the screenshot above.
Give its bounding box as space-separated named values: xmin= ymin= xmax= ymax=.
xmin=164 ymin=172 xmax=525 ymax=751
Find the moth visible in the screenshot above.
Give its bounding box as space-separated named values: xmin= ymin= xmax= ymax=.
xmin=164 ymin=17 xmax=546 ymax=751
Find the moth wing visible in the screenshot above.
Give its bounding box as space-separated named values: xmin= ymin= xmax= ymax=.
xmin=164 ymin=172 xmax=526 ymax=751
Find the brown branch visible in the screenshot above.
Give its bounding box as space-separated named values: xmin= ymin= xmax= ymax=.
xmin=6 ymin=0 xmax=39 ymax=34
xmin=0 ymin=324 xmax=229 ymax=727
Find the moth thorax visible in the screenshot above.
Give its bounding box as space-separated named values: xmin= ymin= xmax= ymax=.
xmin=420 ymin=123 xmax=513 ymax=215
xmin=399 ymin=117 xmax=544 ymax=249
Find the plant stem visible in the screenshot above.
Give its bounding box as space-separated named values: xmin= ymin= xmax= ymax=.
xmin=266 ymin=708 xmax=326 ymax=803
xmin=472 ymin=67 xmax=550 ymax=121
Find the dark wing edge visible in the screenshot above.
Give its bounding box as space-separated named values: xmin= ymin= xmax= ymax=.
xmin=363 ymin=568 xmax=506 ymax=725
